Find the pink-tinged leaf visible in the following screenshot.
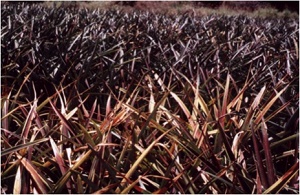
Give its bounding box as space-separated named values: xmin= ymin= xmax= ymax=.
xmin=130 ymin=87 xmax=141 ymax=106
xmin=92 ymin=183 xmax=120 ymax=194
xmin=112 ymin=108 xmax=128 ymax=126
xmin=78 ymin=93 xmax=90 ymax=118
xmin=20 ymin=105 xmax=29 ymax=117
xmin=88 ymin=157 xmax=99 ymax=188
xmin=67 ymin=31 xmax=83 ymax=51
xmin=65 ymin=107 xmax=78 ymax=120
xmin=191 ymin=72 xmax=200 ymax=122
xmin=265 ymin=101 xmax=291 ymax=122
xmin=286 ymin=50 xmax=292 ymax=76
xmin=170 ymin=91 xmax=191 ymax=120
xmin=173 ymin=68 xmax=212 ymax=120
xmin=251 ymin=123 xmax=269 ymax=189
xmin=49 ymin=100 xmax=79 ymax=141
xmin=66 ymin=148 xmax=72 ymax=167
xmin=263 ymin=161 xmax=299 ymax=194
xmin=56 ymin=84 xmax=68 ymax=114
xmin=97 ymin=104 xmax=101 ymax=121
xmin=76 ymin=174 xmax=84 ymax=194
xmin=106 ymin=94 xmax=112 ymax=117
xmin=33 ymin=110 xmax=46 ymax=136
xmin=196 ymin=122 xmax=208 ymax=148
xmin=19 ymin=156 xmax=48 ymax=193
xmin=169 ymin=91 xmax=198 ymax=137
xmin=231 ymin=131 xmax=245 ymax=158
xmin=240 ymin=86 xmax=266 ymax=133
xmin=153 ymin=71 xmax=166 ymax=92
xmin=153 ymin=186 xmax=169 ymax=194
xmin=292 ymin=37 xmax=299 ymax=59
xmin=49 ymin=136 xmax=72 ymax=193
xmin=60 ymin=125 xmax=68 ymax=145
xmin=219 ymin=74 xmax=231 ymax=129
xmin=170 ymin=43 xmax=180 ymax=61
xmin=21 ymin=100 xmax=37 ymax=139
xmin=49 ymin=137 xmax=67 ymax=173
xmin=33 ymin=187 xmax=39 ymax=194
xmin=251 ymin=85 xmax=266 ymax=110
xmin=52 ymin=149 xmax=93 ymax=193
xmin=227 ymin=80 xmax=249 ymax=112
xmin=78 ymin=122 xmax=95 ymax=147
xmin=13 ymin=164 xmax=22 ymax=194
xmin=261 ymin=118 xmax=276 ymax=186
xmin=145 ymin=74 xmax=156 ymax=113
xmin=21 ymin=82 xmax=38 ymax=139
xmin=99 ymin=115 xmax=113 ymax=135
xmin=121 ymin=177 xmax=142 ymax=194
xmin=254 ymin=85 xmax=288 ymax=124
xmin=149 ymin=88 xmax=155 ymax=114
xmin=115 ymin=129 xmax=172 ymax=193
xmin=256 ymin=163 xmax=263 ymax=194
xmin=2 ymin=90 xmax=11 ymax=136
xmin=85 ymin=99 xmax=97 ymax=128
xmin=213 ymin=104 xmax=219 ymax=121
xmin=2 ymin=138 xmax=49 ymax=157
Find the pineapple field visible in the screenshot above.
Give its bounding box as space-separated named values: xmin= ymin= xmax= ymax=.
xmin=1 ymin=2 xmax=299 ymax=194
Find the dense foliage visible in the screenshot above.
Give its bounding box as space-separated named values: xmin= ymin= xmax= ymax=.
xmin=1 ymin=3 xmax=299 ymax=194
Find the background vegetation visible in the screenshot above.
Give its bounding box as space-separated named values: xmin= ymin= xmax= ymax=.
xmin=1 ymin=1 xmax=299 ymax=194
xmin=40 ymin=1 xmax=299 ymax=19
